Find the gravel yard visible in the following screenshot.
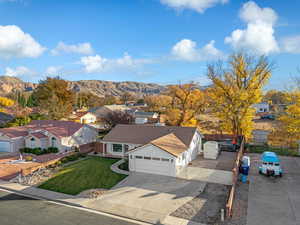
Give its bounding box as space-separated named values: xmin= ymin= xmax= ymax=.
xmin=171 ymin=183 xmax=231 ymax=224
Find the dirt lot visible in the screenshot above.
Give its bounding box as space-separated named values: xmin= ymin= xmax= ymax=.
xmin=171 ymin=183 xmax=231 ymax=225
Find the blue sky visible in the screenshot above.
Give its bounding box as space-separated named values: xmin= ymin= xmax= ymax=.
xmin=0 ymin=0 xmax=299 ymax=89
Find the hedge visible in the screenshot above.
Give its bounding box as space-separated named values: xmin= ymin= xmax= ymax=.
xmin=20 ymin=147 xmax=59 ymax=155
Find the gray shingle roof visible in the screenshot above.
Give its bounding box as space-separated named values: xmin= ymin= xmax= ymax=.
xmin=102 ymin=124 xmax=197 ymax=146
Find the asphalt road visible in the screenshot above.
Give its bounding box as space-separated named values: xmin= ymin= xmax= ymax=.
xmin=0 ymin=190 xmax=139 ymax=225
xmin=247 ymin=154 xmax=300 ymax=225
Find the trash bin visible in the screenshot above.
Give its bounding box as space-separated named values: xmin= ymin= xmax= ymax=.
xmin=241 ymin=174 xmax=247 ymax=183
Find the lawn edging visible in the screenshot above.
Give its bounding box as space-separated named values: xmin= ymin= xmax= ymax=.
xmin=110 ymin=159 xmax=130 ymax=175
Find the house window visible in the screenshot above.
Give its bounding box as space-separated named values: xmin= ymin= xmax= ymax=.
xmin=152 ymin=157 xmax=160 ymax=161
xmin=51 ymin=137 xmax=57 ymax=147
xmin=112 ymin=144 xmax=123 ymax=152
xmin=30 ymin=137 xmax=35 ymax=148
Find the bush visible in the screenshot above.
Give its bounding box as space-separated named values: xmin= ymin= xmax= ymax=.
xmin=19 ymin=147 xmax=59 ymax=155
xmin=248 ymin=144 xmax=299 ymax=157
xmin=60 ymin=153 xmax=87 ymax=164
xmin=25 ymin=155 xmax=33 ymax=161
xmin=118 ymin=160 xmax=129 ymax=171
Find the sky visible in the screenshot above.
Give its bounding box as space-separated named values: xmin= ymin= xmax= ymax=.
xmin=0 ymin=0 xmax=299 ymax=89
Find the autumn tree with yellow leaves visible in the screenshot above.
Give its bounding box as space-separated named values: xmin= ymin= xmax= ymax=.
xmin=277 ymin=91 xmax=300 ymax=146
xmin=165 ymin=83 xmax=205 ymax=126
xmin=207 ymin=53 xmax=273 ymax=138
xmin=0 ymin=96 xmax=14 ymax=111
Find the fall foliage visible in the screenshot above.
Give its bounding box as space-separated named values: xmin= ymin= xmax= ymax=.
xmin=33 ymin=77 xmax=75 ymax=120
xmin=207 ymin=53 xmax=273 ymax=138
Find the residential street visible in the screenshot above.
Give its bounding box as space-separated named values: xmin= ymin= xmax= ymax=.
xmin=0 ymin=189 xmax=140 ymax=225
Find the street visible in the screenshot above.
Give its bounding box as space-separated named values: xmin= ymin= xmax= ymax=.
xmin=0 ymin=189 xmax=141 ymax=225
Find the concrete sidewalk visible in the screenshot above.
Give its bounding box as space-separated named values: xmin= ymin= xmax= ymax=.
xmin=0 ymin=179 xmax=205 ymax=225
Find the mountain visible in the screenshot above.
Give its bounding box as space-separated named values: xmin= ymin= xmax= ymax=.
xmin=0 ymin=76 xmax=167 ymax=97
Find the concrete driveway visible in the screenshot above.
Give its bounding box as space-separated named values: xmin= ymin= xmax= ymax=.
xmin=84 ymin=172 xmax=206 ymax=224
xmin=247 ymin=153 xmax=300 ymax=225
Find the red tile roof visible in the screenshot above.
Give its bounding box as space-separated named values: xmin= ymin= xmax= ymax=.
xmin=30 ymin=132 xmax=48 ymax=139
xmin=0 ymin=120 xmax=84 ymax=139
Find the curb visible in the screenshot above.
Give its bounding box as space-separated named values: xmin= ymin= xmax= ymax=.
xmin=0 ymin=184 xmax=82 ymax=207
xmin=0 ymin=183 xmax=152 ymax=225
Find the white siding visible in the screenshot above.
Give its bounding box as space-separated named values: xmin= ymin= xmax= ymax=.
xmin=129 ymin=144 xmax=176 ymax=177
xmin=80 ymin=113 xmax=97 ymax=124
xmin=135 ymin=117 xmax=148 ymax=124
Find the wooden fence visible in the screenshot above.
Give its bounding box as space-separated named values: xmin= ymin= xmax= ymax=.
xmin=226 ymin=138 xmax=245 ymax=217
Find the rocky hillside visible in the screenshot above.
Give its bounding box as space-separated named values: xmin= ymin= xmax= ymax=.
xmin=0 ymin=76 xmax=166 ymax=97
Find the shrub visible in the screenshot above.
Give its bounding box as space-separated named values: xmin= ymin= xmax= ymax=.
xmin=59 ymin=153 xmax=88 ymax=164
xmin=248 ymin=145 xmax=299 ymax=157
xmin=25 ymin=155 xmax=33 ymax=161
xmin=19 ymin=147 xmax=59 ymax=155
xmin=118 ymin=160 xmax=129 ymax=171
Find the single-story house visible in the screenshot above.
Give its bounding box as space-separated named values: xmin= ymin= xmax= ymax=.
xmin=133 ymin=111 xmax=159 ymax=124
xmin=89 ymin=104 xmax=132 ymax=128
xmin=253 ymin=102 xmax=270 ymax=113
xmin=0 ymin=120 xmax=98 ymax=153
xmin=102 ymin=124 xmax=203 ymax=177
xmin=69 ymin=111 xmax=97 ymax=124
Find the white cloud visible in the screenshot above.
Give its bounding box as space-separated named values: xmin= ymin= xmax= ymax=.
xmin=80 ymin=55 xmax=108 ymax=73
xmin=45 ymin=66 xmax=63 ymax=76
xmin=51 ymin=42 xmax=94 ymax=55
xmin=172 ymin=39 xmax=223 ymax=61
xmin=281 ymin=35 xmax=300 ymax=54
xmin=80 ymin=53 xmax=152 ymax=73
xmin=4 ymin=66 xmax=35 ymax=77
xmin=160 ymin=0 xmax=228 ymax=13
xmin=0 ymin=25 xmax=45 ymax=59
xmin=225 ymin=1 xmax=279 ymax=55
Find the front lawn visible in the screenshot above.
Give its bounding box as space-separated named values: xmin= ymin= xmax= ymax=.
xmin=248 ymin=145 xmax=299 ymax=156
xmin=39 ymin=157 xmax=127 ymax=195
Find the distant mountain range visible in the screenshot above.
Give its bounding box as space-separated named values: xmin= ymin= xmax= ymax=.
xmin=0 ymin=76 xmax=167 ymax=97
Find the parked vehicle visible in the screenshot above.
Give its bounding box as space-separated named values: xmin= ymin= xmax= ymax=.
xmin=218 ymin=139 xmax=239 ymax=152
xmin=260 ymin=114 xmax=275 ymax=120
xmin=259 ymin=151 xmax=282 ymax=177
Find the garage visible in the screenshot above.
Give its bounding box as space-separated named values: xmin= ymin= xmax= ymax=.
xmin=129 ymin=143 xmax=177 ymax=177
xmin=132 ymin=155 xmax=175 ymax=176
xmin=0 ymin=141 xmax=11 ymax=152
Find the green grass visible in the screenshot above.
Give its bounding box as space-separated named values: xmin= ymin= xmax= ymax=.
xmin=39 ymin=157 xmax=127 ymax=195
xmin=248 ymin=145 xmax=299 ymax=157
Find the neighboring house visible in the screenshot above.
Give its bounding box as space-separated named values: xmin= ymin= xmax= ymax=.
xmin=0 ymin=112 xmax=14 ymax=126
xmin=89 ymin=105 xmax=132 ymax=128
xmin=133 ymin=111 xmax=159 ymax=124
xmin=0 ymin=120 xmax=98 ymax=153
xmin=102 ymin=124 xmax=203 ymax=177
xmin=69 ymin=111 xmax=97 ymax=124
xmin=253 ymin=102 xmax=270 ymax=113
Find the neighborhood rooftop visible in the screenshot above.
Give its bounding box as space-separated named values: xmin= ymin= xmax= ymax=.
xmin=102 ymin=124 xmax=197 ymax=146
xmin=0 ymin=120 xmax=84 ymax=138
xmin=150 ymin=133 xmax=187 ymax=156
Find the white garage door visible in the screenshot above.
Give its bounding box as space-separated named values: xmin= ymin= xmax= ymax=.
xmin=132 ymin=156 xmax=174 ymax=176
xmin=0 ymin=141 xmax=11 ymax=152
